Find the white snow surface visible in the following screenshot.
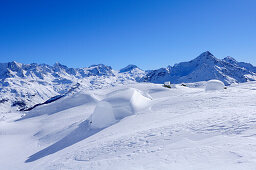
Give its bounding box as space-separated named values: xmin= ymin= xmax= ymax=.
xmin=90 ymin=101 xmax=116 ymax=129
xmin=205 ymin=79 xmax=225 ymax=91
xmin=1 ymin=82 xmax=256 ymax=169
xmin=90 ymin=88 xmax=151 ymax=128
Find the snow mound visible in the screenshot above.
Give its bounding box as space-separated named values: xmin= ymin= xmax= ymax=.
xmin=90 ymin=88 xmax=151 ymax=128
xmin=205 ymin=80 xmax=225 ymax=91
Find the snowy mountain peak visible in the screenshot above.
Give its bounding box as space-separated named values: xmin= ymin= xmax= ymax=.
xmin=223 ymin=56 xmax=237 ymax=64
xmin=193 ymin=51 xmax=218 ymax=62
xmin=7 ymin=61 xmax=23 ymax=70
xmin=89 ymin=64 xmax=111 ymax=69
xmin=143 ymin=51 xmax=256 ymax=85
xmin=53 ymin=62 xmax=69 ymax=70
xmin=119 ymin=64 xmax=139 ymax=73
xmin=87 ymin=64 xmax=114 ymax=76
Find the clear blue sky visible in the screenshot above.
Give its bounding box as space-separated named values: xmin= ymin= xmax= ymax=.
xmin=0 ymin=0 xmax=255 ymax=69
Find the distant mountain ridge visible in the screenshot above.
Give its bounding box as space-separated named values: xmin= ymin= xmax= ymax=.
xmin=0 ymin=61 xmax=115 ymax=80
xmin=0 ymin=62 xmax=144 ymax=113
xmin=1 ymin=51 xmax=256 ymax=113
xmin=143 ymin=51 xmax=256 ymax=85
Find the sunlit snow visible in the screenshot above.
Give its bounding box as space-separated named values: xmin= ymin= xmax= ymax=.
xmin=1 ymin=81 xmax=256 ymax=169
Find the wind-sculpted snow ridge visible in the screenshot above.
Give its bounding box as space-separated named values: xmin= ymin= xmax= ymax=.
xmin=19 ymin=90 xmax=98 ymax=120
xmin=143 ymin=51 xmax=256 ymax=85
xmin=90 ymin=88 xmax=151 ymax=128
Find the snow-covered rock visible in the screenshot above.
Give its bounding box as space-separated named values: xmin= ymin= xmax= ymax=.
xmin=205 ymin=80 xmax=225 ymax=91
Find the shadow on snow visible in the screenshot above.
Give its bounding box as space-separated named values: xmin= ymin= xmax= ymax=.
xmin=25 ymin=120 xmax=102 ymax=163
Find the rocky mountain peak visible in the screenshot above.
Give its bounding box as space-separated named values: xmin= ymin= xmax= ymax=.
xmin=119 ymin=64 xmax=139 ymax=73
xmin=193 ymin=51 xmax=217 ymax=62
xmin=223 ymin=56 xmax=237 ymax=64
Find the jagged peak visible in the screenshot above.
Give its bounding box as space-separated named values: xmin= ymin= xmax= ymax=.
xmin=9 ymin=61 xmax=22 ymax=66
xmin=53 ymin=62 xmax=68 ymax=69
xmin=119 ymin=64 xmax=139 ymax=73
xmin=193 ymin=51 xmax=218 ymax=62
xmin=90 ymin=64 xmax=107 ymax=67
xmin=204 ymin=51 xmax=213 ymax=56
xmin=7 ymin=61 xmax=23 ymax=70
xmin=223 ymin=56 xmax=237 ymax=64
xmin=88 ymin=64 xmax=113 ymax=70
xmin=198 ymin=51 xmax=214 ymax=58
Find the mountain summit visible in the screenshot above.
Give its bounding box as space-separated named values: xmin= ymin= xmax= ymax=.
xmin=143 ymin=51 xmax=256 ymax=85
xmin=119 ymin=64 xmax=139 ymax=73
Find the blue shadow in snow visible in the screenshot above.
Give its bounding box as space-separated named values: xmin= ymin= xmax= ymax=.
xmin=25 ymin=120 xmax=102 ymax=163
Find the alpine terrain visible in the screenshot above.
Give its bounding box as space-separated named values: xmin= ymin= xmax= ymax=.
xmin=1 ymin=52 xmax=256 ymax=170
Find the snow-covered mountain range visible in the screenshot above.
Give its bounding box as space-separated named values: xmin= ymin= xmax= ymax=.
xmin=2 ymin=52 xmax=256 ymax=170
xmin=144 ymin=51 xmax=256 ymax=85
xmin=1 ymin=51 xmax=256 ymax=113
xmin=0 ymin=62 xmax=145 ymax=112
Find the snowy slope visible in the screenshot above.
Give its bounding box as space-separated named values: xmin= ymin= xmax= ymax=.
xmin=1 ymin=82 xmax=256 ymax=169
xmin=144 ymin=51 xmax=256 ymax=85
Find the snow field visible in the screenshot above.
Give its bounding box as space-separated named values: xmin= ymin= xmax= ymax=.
xmin=1 ymin=82 xmax=256 ymax=169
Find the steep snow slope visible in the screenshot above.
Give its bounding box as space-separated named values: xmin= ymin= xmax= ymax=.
xmin=1 ymin=82 xmax=256 ymax=169
xmin=144 ymin=51 xmax=256 ymax=85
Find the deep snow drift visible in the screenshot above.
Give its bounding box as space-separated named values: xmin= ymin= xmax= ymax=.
xmin=90 ymin=88 xmax=151 ymax=128
xmin=205 ymin=79 xmax=225 ymax=91
xmin=20 ymin=91 xmax=98 ymax=120
xmin=90 ymin=101 xmax=116 ymax=129
xmin=1 ymin=82 xmax=256 ymax=170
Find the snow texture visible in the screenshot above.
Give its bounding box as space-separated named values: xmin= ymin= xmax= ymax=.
xmin=1 ymin=82 xmax=256 ymax=169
